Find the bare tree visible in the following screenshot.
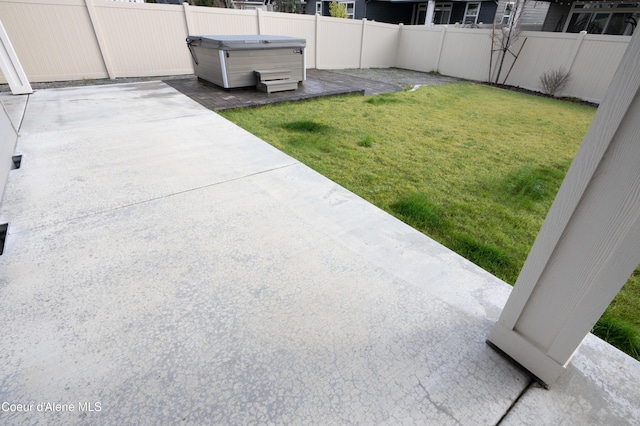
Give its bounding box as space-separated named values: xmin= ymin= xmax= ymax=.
xmin=490 ymin=0 xmax=527 ymax=85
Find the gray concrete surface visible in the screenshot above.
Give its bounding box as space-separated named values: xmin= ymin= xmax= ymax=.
xmin=0 ymin=93 xmax=27 ymax=131
xmin=0 ymin=81 xmax=639 ymax=425
xmin=503 ymin=334 xmax=640 ymax=425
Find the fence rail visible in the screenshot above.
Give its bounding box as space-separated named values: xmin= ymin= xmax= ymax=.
xmin=0 ymin=0 xmax=632 ymax=103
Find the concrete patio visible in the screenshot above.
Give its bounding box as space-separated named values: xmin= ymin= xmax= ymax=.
xmin=0 ymin=79 xmax=638 ymax=425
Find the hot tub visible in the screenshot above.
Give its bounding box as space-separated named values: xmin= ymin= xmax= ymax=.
xmin=186 ymin=35 xmax=306 ymax=90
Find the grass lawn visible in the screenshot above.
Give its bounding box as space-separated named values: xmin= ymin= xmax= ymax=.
xmin=220 ymin=81 xmax=640 ymax=360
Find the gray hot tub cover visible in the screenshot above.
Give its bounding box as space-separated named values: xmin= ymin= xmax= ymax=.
xmin=186 ymin=35 xmax=306 ymax=51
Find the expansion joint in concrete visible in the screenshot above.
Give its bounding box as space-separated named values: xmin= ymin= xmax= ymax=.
xmin=495 ymin=379 xmax=534 ymax=425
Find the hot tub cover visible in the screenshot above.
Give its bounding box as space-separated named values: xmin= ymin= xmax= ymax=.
xmin=186 ymin=35 xmax=306 ymax=51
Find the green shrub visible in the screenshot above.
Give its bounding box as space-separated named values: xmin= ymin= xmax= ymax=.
xmin=329 ymin=1 xmax=349 ymax=18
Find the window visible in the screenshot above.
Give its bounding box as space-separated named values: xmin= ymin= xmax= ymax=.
xmin=342 ymin=1 xmax=355 ymax=19
xmin=413 ymin=3 xmax=428 ymax=25
xmin=502 ymin=2 xmax=514 ymax=26
xmin=564 ymin=1 xmax=640 ymax=35
xmin=434 ymin=3 xmax=453 ymax=25
xmin=464 ymin=3 xmax=481 ymax=24
xmin=319 ymin=1 xmax=355 ymax=19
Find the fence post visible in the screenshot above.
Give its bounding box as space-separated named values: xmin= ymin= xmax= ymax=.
xmin=182 ymin=2 xmax=194 ymax=36
xmin=394 ymin=23 xmax=403 ymax=67
xmin=566 ymin=30 xmax=587 ymax=76
xmin=84 ymin=0 xmax=115 ymax=79
xmin=359 ymin=18 xmax=367 ymax=69
xmin=434 ymin=25 xmax=447 ymax=73
xmin=315 ymin=13 xmax=320 ymax=69
xmin=488 ymin=30 xmax=640 ymax=387
xmin=257 ymin=9 xmax=263 ymax=35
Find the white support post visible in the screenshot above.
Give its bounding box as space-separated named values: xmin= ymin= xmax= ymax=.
xmin=424 ymin=0 xmax=435 ymax=26
xmin=0 ymin=20 xmax=32 ymax=95
xmin=488 ymin=30 xmax=640 ymax=387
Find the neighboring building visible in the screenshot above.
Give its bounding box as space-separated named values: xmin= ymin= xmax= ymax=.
xmin=498 ymin=1 xmax=550 ymax=31
xmin=305 ymin=1 xmax=498 ymax=26
xmin=540 ymin=0 xmax=639 ymax=34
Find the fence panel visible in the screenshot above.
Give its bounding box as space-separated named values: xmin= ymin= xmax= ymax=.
xmin=361 ymin=20 xmax=399 ymax=69
xmin=95 ymin=1 xmax=192 ymax=78
xmin=437 ymin=28 xmax=493 ymax=82
xmin=0 ymin=0 xmax=107 ymax=83
xmin=566 ymin=35 xmax=630 ymax=103
xmin=395 ymin=25 xmax=444 ymax=73
xmin=260 ymin=11 xmax=317 ymax=69
xmin=316 ymin=16 xmax=362 ymax=69
xmin=188 ymin=6 xmax=258 ymax=35
xmin=497 ymin=32 xmax=577 ymax=89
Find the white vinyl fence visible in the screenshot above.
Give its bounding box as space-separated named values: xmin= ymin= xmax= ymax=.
xmin=0 ymin=0 xmax=632 ymax=103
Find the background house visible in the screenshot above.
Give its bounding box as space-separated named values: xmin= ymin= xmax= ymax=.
xmin=305 ymin=0 xmax=499 ymax=26
xmin=303 ymin=0 xmax=559 ymax=29
xmin=540 ymin=0 xmax=639 ymax=34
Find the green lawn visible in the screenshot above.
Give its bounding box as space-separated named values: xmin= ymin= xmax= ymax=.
xmin=220 ymin=82 xmax=640 ymax=359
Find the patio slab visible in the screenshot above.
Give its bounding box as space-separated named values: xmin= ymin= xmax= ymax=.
xmin=0 ymin=80 xmax=529 ymax=425
xmin=0 ymin=80 xmax=639 ymax=425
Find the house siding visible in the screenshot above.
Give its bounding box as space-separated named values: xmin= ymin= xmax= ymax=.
xmin=542 ymin=3 xmax=571 ymax=32
xmin=305 ymin=0 xmax=497 ymax=26
xmin=493 ymin=1 xmax=550 ymax=30
xmin=520 ymin=1 xmax=551 ymax=30
xmin=305 ymin=0 xmax=367 ymax=19
xmin=449 ymin=2 xmax=496 ymax=25
xmin=478 ymin=2 xmax=498 ymax=24
xmin=365 ymin=2 xmax=416 ymax=24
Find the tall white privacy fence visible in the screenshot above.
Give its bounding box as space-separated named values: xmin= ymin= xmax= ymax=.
xmin=0 ymin=0 xmax=632 ymax=103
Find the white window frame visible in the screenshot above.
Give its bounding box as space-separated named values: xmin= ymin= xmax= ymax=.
xmin=434 ymin=2 xmax=453 ymax=25
xmin=412 ymin=3 xmax=428 ymax=25
xmin=320 ymin=0 xmax=355 ymax=19
xmin=341 ymin=1 xmax=355 ymax=19
xmin=463 ymin=2 xmax=481 ymax=24
xmin=502 ymin=2 xmax=515 ymax=26
xmin=563 ymin=1 xmax=640 ymax=34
